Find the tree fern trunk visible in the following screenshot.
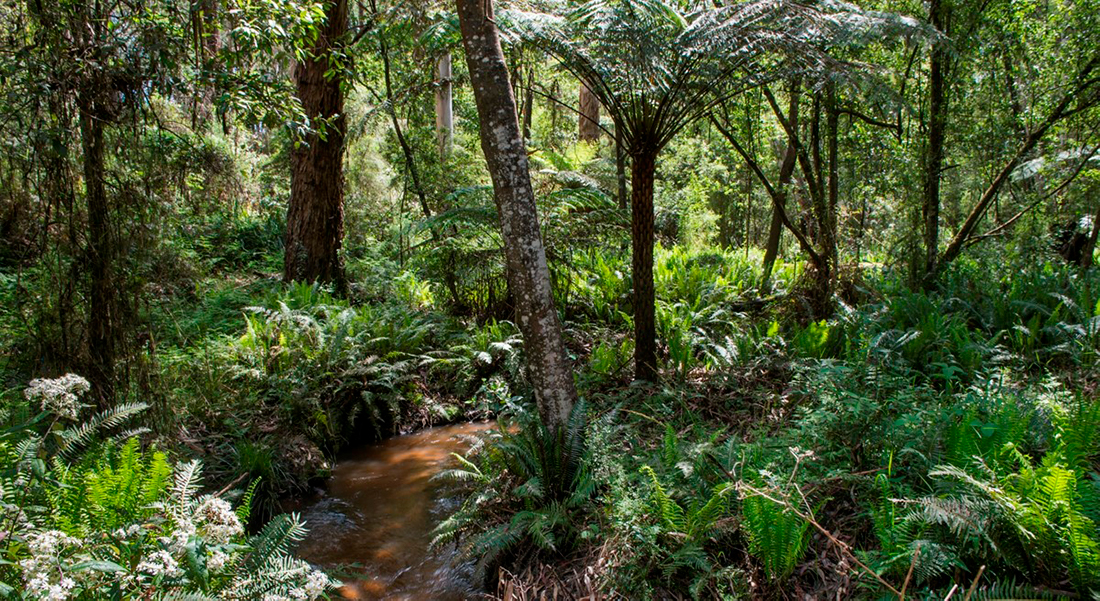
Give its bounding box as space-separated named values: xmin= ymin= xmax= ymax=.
xmin=631 ymin=148 xmax=659 ymax=382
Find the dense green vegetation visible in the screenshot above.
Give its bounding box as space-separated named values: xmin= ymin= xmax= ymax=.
xmin=0 ymin=0 xmax=1098 ymax=598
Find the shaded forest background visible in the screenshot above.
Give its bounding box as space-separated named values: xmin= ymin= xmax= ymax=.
xmin=0 ymin=0 xmax=1099 ymax=598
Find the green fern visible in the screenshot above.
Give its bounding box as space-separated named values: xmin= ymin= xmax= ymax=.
xmin=640 ymin=464 xmax=733 ymax=544
xmin=432 ymin=401 xmax=597 ymax=583
xmin=740 ymin=486 xmax=811 ymax=581
xmin=916 ymin=401 xmax=1100 ymax=593
xmin=46 ymin=438 xmax=172 ymax=535
xmin=55 ymin=402 xmax=148 ymax=460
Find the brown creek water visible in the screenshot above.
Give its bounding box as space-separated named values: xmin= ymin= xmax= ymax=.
xmin=297 ymin=421 xmax=496 ymax=600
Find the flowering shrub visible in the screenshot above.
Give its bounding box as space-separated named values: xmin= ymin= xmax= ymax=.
xmin=0 ymin=375 xmax=336 ymax=600
xmin=23 ymin=374 xmax=90 ymax=420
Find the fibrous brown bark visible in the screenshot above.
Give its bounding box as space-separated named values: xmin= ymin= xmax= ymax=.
xmin=285 ymin=0 xmax=347 ymax=289
xmin=578 ymin=82 xmax=601 ymax=143
xmin=921 ymin=0 xmax=950 ymax=284
xmin=456 ymin=0 xmax=577 ymax=429
xmin=631 ymin=147 xmax=659 ymax=381
xmin=78 ymin=97 xmax=115 ymax=407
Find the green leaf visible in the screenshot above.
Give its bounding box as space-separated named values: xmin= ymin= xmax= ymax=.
xmin=70 ymin=560 xmax=127 ymax=573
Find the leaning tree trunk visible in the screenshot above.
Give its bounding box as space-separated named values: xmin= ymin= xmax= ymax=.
xmin=761 ymin=137 xmax=798 ymax=292
xmin=578 ymin=82 xmax=601 ymax=143
xmin=78 ymin=97 xmax=115 ymax=407
xmin=761 ymin=79 xmax=801 ymax=293
xmin=285 ymin=0 xmax=347 ymax=289
xmin=456 ymin=0 xmax=577 ymax=430
xmin=631 ymin=146 xmax=659 ymax=382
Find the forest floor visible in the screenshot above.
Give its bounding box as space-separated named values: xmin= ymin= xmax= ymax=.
xmin=2 ymin=243 xmax=1098 ymax=598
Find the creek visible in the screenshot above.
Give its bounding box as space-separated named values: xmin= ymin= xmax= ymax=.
xmin=297 ymin=421 xmax=495 ymax=600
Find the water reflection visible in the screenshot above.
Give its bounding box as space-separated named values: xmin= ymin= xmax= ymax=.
xmin=298 ymin=421 xmax=495 ymax=600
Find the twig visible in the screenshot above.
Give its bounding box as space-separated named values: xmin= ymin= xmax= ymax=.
xmin=214 ymin=472 xmax=249 ymax=498
xmin=899 ymin=545 xmax=919 ymax=600
xmin=619 ymin=408 xmax=661 ymax=425
xmin=738 ymin=482 xmax=902 ymax=597
xmin=943 ymin=583 xmax=959 ymax=601
xmin=962 ymin=565 xmax=986 ymax=601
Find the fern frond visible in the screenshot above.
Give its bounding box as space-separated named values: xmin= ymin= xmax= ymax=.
xmin=57 ymin=402 xmax=147 ymax=460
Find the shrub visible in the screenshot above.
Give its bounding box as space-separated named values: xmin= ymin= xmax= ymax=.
xmin=0 ymin=374 xmax=335 ymax=600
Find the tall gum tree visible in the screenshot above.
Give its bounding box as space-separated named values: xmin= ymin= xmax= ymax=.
xmin=285 ymin=0 xmax=348 ymax=290
xmin=578 ymin=82 xmax=601 ymax=143
xmin=455 ymin=0 xmax=577 ymax=429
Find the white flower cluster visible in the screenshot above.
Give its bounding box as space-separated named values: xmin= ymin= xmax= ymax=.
xmin=111 ymin=524 xmax=144 ymax=539
xmin=194 ymin=496 xmax=244 ymax=543
xmin=301 ymin=570 xmax=333 ymax=598
xmin=207 ymin=548 xmax=231 ymax=572
xmin=255 ymin=569 xmax=335 ymax=601
xmin=159 ymin=516 xmax=195 ymax=553
xmin=19 ymin=530 xmax=82 ymax=601
xmin=24 ymin=374 xmax=90 ymax=420
xmin=8 ymin=441 xmax=334 ymax=600
xmin=135 ymin=549 xmax=184 ymax=579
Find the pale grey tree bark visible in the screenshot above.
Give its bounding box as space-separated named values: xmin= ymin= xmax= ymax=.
xmin=456 ymin=0 xmax=577 ymax=429
xmin=435 ymin=53 xmax=454 ymax=159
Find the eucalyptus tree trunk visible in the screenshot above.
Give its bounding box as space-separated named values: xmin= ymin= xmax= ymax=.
xmin=1082 ymin=204 xmax=1100 ymax=269
xmin=761 ymin=83 xmax=801 ymax=293
xmin=78 ymin=96 xmax=115 ymax=407
xmin=921 ymin=0 xmax=950 ymax=286
xmin=285 ymin=0 xmax=347 ymax=290
xmin=578 ymin=82 xmax=601 ymax=143
xmin=456 ymin=0 xmax=577 ymax=429
xmin=435 ymin=53 xmax=454 ymax=159
xmin=631 ymin=145 xmax=659 ymax=381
